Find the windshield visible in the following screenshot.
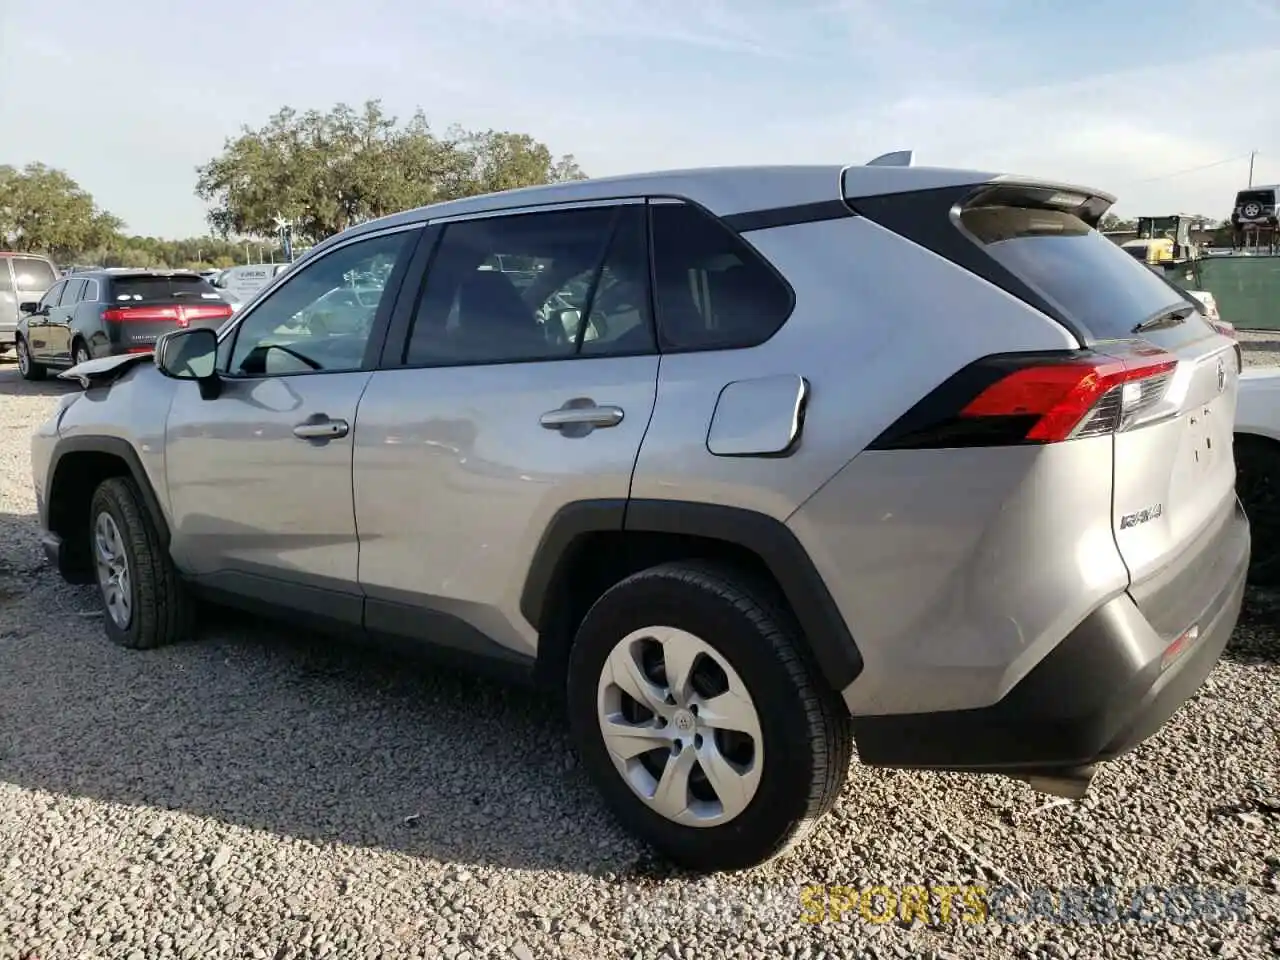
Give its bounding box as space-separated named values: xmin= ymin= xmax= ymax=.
xmin=960 ymin=205 xmax=1205 ymax=346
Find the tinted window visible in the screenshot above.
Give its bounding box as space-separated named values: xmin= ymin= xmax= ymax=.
xmin=226 ymin=230 xmax=412 ymax=376
xmin=960 ymin=206 xmax=1201 ymax=344
xmin=12 ymin=257 xmax=57 ymax=291
xmin=649 ymin=202 xmax=792 ymax=350
xmin=109 ymin=275 xmax=223 ymax=303
xmin=59 ymin=279 xmax=86 ymax=305
xmin=405 ymin=205 xmax=653 ymax=365
xmin=82 ymin=279 xmax=100 ymax=303
xmin=38 ymin=281 xmax=65 ymax=309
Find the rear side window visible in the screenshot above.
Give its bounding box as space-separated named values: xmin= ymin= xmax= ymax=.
xmin=649 ymin=202 xmax=793 ymax=350
xmin=109 ymin=275 xmax=223 ymax=303
xmin=960 ymin=205 xmax=1197 ymax=343
xmin=0 ymin=262 xmax=11 ymax=294
xmin=59 ymin=279 xmax=86 ymax=305
xmin=12 ymin=257 xmax=57 ymax=291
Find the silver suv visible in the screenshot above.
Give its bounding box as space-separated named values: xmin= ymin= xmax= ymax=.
xmin=31 ymin=163 xmax=1249 ymax=872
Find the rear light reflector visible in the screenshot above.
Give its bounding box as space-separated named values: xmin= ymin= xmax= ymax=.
xmin=869 ymin=341 xmax=1179 ymax=450
xmin=1161 ymin=624 xmax=1200 ymax=671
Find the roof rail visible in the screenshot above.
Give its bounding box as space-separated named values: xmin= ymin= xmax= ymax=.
xmin=866 ymin=150 xmax=914 ymax=167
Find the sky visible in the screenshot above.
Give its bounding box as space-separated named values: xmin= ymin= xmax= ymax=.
xmin=2 ymin=0 xmax=1278 ymax=239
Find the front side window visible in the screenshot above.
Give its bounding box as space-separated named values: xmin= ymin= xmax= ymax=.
xmin=38 ymin=281 xmax=65 ymax=310
xmin=403 ymin=204 xmax=654 ymax=366
xmin=225 ymin=230 xmax=413 ymax=376
xmin=649 ymin=202 xmax=793 ymax=351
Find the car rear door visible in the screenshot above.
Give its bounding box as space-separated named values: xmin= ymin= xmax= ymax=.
xmin=352 ymin=200 xmax=659 ymax=658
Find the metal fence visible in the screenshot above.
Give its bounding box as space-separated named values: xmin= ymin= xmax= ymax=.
xmin=1162 ymin=255 xmax=1280 ymax=330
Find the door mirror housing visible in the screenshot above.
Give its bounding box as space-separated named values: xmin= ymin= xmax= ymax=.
xmin=19 ymin=301 xmax=40 ymax=315
xmin=155 ymin=327 xmax=222 ymax=400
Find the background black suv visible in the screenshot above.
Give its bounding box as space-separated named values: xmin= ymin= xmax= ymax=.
xmin=17 ymin=270 xmax=233 ymax=381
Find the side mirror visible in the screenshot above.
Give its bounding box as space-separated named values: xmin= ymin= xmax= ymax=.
xmin=155 ymin=327 xmax=221 ymax=400
xmin=19 ymin=301 xmax=39 ymax=315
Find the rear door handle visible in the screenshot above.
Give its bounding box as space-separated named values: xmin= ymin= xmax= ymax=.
xmin=293 ymin=416 xmax=349 ymax=440
xmin=539 ymin=401 xmax=625 ymax=430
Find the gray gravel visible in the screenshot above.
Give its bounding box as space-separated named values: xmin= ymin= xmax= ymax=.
xmin=1 ymin=356 xmax=1277 ymax=960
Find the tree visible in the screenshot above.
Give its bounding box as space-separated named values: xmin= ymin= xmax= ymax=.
xmin=196 ymin=100 xmax=586 ymax=243
xmin=0 ymin=163 xmax=123 ymax=260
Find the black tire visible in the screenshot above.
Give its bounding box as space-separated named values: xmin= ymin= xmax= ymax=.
xmin=566 ymin=560 xmax=853 ymax=872
xmin=16 ymin=336 xmax=46 ymax=381
xmin=1236 ymin=435 xmax=1280 ymax=586
xmin=89 ymin=476 xmax=193 ymax=649
xmin=72 ymin=339 xmax=91 ymax=367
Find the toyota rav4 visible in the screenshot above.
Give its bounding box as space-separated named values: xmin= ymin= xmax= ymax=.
xmin=30 ymin=162 xmax=1249 ymax=872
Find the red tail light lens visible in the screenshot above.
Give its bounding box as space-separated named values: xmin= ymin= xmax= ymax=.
xmin=870 ymin=342 xmax=1178 ymax=450
xmin=960 ymin=347 xmax=1177 ymax=442
xmin=103 ymin=303 xmax=233 ymax=324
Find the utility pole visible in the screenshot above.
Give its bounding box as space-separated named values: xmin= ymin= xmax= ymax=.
xmin=1249 ymin=150 xmax=1256 ymax=188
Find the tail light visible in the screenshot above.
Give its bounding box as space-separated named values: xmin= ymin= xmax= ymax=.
xmin=103 ymin=304 xmax=233 ymax=324
xmin=869 ymin=341 xmax=1178 ymax=450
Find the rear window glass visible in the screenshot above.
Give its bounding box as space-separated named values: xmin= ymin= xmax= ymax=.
xmin=109 ymin=275 xmax=224 ymax=303
xmin=12 ymin=257 xmax=57 ymax=290
xmin=1236 ymin=190 xmax=1276 ymax=206
xmin=960 ymin=206 xmax=1199 ymax=343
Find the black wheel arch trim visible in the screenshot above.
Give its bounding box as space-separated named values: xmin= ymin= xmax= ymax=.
xmin=46 ymin=434 xmax=171 ymax=547
xmin=520 ymin=497 xmax=864 ymax=692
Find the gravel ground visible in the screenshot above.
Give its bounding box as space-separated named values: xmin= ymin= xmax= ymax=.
xmin=1 ymin=353 xmax=1278 ymax=960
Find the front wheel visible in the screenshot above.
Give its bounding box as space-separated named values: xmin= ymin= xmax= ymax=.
xmin=89 ymin=476 xmax=193 ymax=649
xmin=72 ymin=340 xmax=91 ymax=367
xmin=16 ymin=336 xmax=46 ymax=381
xmin=567 ymin=561 xmax=853 ymax=872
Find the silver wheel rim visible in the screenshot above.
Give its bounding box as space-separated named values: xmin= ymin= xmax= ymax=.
xmin=596 ymin=626 xmax=764 ymax=827
xmin=93 ymin=511 xmax=132 ymax=629
xmin=17 ymin=340 xmax=29 ymax=375
xmin=75 ymin=345 xmax=89 ymax=365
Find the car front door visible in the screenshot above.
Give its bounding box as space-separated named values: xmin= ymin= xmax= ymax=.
xmin=25 ymin=279 xmax=65 ymax=358
xmin=163 ymin=225 xmax=424 ymax=624
xmin=353 ymin=201 xmax=660 ymax=659
xmin=49 ymin=278 xmax=86 ymax=361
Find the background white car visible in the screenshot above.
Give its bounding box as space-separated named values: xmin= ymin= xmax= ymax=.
xmin=1234 ymin=365 xmax=1280 ymax=584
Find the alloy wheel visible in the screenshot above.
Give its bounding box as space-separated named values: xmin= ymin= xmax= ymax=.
xmin=93 ymin=511 xmax=133 ymax=629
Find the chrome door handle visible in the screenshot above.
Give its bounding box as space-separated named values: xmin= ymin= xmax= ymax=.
xmin=539 ymin=402 xmax=625 ymax=430
xmin=293 ymin=417 xmax=349 ymax=440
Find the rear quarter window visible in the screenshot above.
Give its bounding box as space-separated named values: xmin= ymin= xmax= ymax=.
xmin=109 ymin=275 xmax=224 ymax=303
xmin=649 ymin=202 xmax=793 ymax=351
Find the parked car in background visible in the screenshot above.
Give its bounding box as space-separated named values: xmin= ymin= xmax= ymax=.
xmin=211 ymin=263 xmax=290 ymax=303
xmin=0 ymin=253 xmax=59 ymax=356
xmin=29 ymin=163 xmax=1246 ymax=871
xmin=1234 ymin=366 xmax=1280 ymax=584
xmin=16 ymin=269 xmax=233 ymax=380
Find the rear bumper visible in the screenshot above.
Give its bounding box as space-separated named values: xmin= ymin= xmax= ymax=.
xmin=851 ymin=497 xmax=1248 ymax=774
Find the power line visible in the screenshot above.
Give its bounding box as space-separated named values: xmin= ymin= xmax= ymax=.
xmin=1132 ymin=153 xmax=1254 ymax=185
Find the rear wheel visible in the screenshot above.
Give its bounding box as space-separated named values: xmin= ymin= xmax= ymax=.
xmin=16 ymin=336 xmax=46 ymax=381
xmin=566 ymin=560 xmax=852 ymax=872
xmin=1235 ymin=434 xmax=1280 ymax=585
xmin=89 ymin=476 xmax=193 ymax=649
